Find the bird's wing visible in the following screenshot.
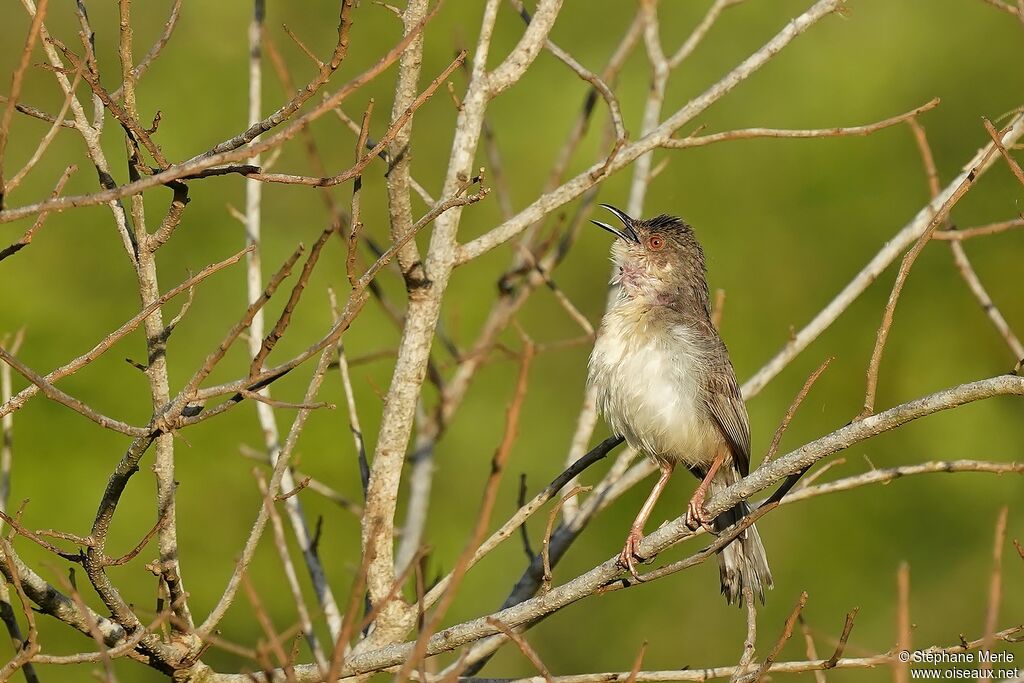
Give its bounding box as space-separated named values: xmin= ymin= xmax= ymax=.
xmin=702 ymin=336 xmax=751 ymax=476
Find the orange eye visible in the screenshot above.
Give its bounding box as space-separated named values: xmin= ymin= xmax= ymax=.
xmin=647 ymin=235 xmax=665 ymax=250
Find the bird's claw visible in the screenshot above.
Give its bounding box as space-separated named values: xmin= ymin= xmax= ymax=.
xmin=618 ymin=528 xmax=647 ymax=582
xmin=685 ymin=490 xmax=716 ymax=533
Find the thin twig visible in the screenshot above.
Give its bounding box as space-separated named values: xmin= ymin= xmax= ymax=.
xmin=797 ymin=615 xmax=826 ymax=683
xmin=397 ymin=339 xmax=535 ymax=682
xmin=198 ymin=340 xmax=337 ymax=638
xmin=626 ymin=642 xmax=648 ymax=683
xmin=508 ymin=0 xmax=627 ymax=145
xmin=0 ymin=346 xmax=147 ymax=437
xmin=859 ymin=121 xmax=1001 ymax=418
xmin=237 ymin=389 xmax=333 ymax=411
xmin=0 ymin=164 xmax=76 ymax=262
xmin=426 ymin=626 xmax=1022 ymax=682
xmin=743 ymin=111 xmax=1024 ymax=401
xmin=241 ymin=572 xmax=296 ymax=682
xmin=711 ymin=289 xmax=726 ymax=330
xmin=241 ymin=444 xmax=361 ymax=515
xmin=978 ymin=0 xmax=1022 ymax=16
xmin=541 ymin=486 xmax=590 ymax=592
xmin=0 ymin=540 xmax=39 ymax=680
xmin=0 ymin=247 xmax=251 ymax=418
xmin=907 ymin=119 xmax=1024 ymax=363
xmin=895 ymin=562 xmax=910 ymax=683
xmin=746 ymin=592 xmax=808 ymax=683
xmin=0 ymin=8 xmax=444 ymax=225
xmin=256 ymin=470 xmax=328 ymax=675
xmin=980 ymin=506 xmax=1008 ymax=675
xmin=777 ymin=460 xmax=1024 ymax=507
xmin=984 ymin=117 xmax=1024 ymax=187
xmin=824 ymin=609 xmax=859 ymax=669
xmin=664 ymin=99 xmax=940 ymax=148
xmin=329 ymin=291 xmax=369 ymax=498
xmin=421 ymin=435 xmax=622 ymax=610
xmin=932 ymin=218 xmax=1024 ymax=240
xmin=0 ymin=96 xmax=75 ymax=129
xmin=732 ymin=588 xmax=758 ymax=683
xmin=250 ymin=226 xmax=335 ymax=376
xmin=670 ymin=0 xmax=746 ymax=68
xmin=485 ymin=618 xmax=553 ymax=683
xmin=764 ymin=358 xmax=832 ymax=462
xmin=242 ymin=52 xmax=466 ymax=187
xmin=0 ymin=0 xmax=49 ymax=209
xmin=7 ymin=67 xmax=82 ymax=193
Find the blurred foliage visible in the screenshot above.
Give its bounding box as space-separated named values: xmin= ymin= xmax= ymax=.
xmin=0 ymin=1 xmax=1022 ymax=681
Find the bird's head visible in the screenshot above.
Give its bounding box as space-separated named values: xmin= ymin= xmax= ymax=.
xmin=591 ymin=204 xmax=706 ymax=299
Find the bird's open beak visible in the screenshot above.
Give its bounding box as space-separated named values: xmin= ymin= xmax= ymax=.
xmin=591 ymin=203 xmax=639 ymax=243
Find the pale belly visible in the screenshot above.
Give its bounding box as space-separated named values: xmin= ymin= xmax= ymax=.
xmin=588 ymin=307 xmax=722 ymax=467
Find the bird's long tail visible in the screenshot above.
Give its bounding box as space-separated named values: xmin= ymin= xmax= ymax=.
xmin=709 ymin=466 xmax=773 ymax=605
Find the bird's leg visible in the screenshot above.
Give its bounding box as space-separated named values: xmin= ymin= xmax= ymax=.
xmin=620 ymin=460 xmax=675 ymax=582
xmin=686 ymin=447 xmax=727 ymax=532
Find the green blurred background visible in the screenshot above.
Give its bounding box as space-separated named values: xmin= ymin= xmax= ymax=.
xmin=1 ymin=0 xmax=1022 ymax=680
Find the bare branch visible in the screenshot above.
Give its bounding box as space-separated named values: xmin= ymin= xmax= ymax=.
xmin=663 ymin=99 xmax=940 ymax=148
xmin=509 ymin=0 xmax=627 ymax=144
xmin=6 ymin=67 xmax=82 ymax=194
xmin=421 ymin=435 xmax=622 ymax=610
xmin=306 ymin=375 xmax=1024 ymax=677
xmin=895 ymin=563 xmax=910 ymax=683
xmin=0 ymin=0 xmax=49 ymax=209
xmin=932 ymin=218 xmax=1024 ymax=240
xmin=485 ymin=617 xmax=552 ymax=683
xmin=0 ymin=345 xmax=148 ymax=436
xmin=0 ymin=7 xmax=442 ymax=225
xmin=778 ymin=459 xmax=1023 ymax=505
xmin=743 ymin=111 xmax=1024 ymax=400
xmin=978 ymin=0 xmax=1023 ymax=17
xmin=0 ymin=163 xmax=76 ymax=262
xmin=824 ymin=609 xmax=859 ymax=669
xmin=746 ymin=591 xmax=807 ymax=683
xmin=198 ymin=342 xmax=337 ymax=638
xmin=398 ymin=340 xmax=534 ymax=682
xmin=907 ymin=119 xmax=1024 ymax=365
xmin=245 ymin=51 xmax=466 ymax=187
xmin=0 ymin=247 xmax=251 ymax=418
xmin=764 ymin=357 xmax=832 ymax=462
xmin=458 ymin=0 xmax=848 ymax=264
xmin=981 ymin=506 xmax=1008 ymax=675
xmin=861 ymin=120 xmax=999 ymax=417
xmin=402 ymin=625 xmax=1022 ymax=683
xmin=124 ymin=0 xmax=181 ymax=91
xmin=984 ymin=117 xmax=1024 ymax=188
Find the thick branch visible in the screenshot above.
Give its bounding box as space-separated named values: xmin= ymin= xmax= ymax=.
xmin=297 ymin=375 xmax=1024 ymax=677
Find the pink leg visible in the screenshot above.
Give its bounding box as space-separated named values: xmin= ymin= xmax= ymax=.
xmin=620 ymin=460 xmax=675 ymax=582
xmin=686 ymin=448 xmax=727 ymax=532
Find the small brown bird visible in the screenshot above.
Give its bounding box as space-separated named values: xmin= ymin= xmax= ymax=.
xmin=587 ymin=204 xmax=772 ymax=604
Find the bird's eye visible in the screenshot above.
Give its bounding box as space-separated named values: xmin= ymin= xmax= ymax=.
xmin=647 ymin=235 xmax=665 ymax=250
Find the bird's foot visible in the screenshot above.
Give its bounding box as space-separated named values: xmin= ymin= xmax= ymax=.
xmin=685 ymin=488 xmax=716 ymax=533
xmin=618 ymin=527 xmax=647 ymax=582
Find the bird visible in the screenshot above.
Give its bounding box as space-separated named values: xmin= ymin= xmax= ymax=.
xmin=586 ymin=203 xmax=772 ymax=605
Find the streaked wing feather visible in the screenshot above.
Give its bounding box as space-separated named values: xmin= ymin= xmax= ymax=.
xmin=703 ymin=340 xmax=751 ymax=475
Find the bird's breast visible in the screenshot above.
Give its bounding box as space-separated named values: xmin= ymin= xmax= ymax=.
xmin=587 ymin=301 xmax=720 ymax=466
